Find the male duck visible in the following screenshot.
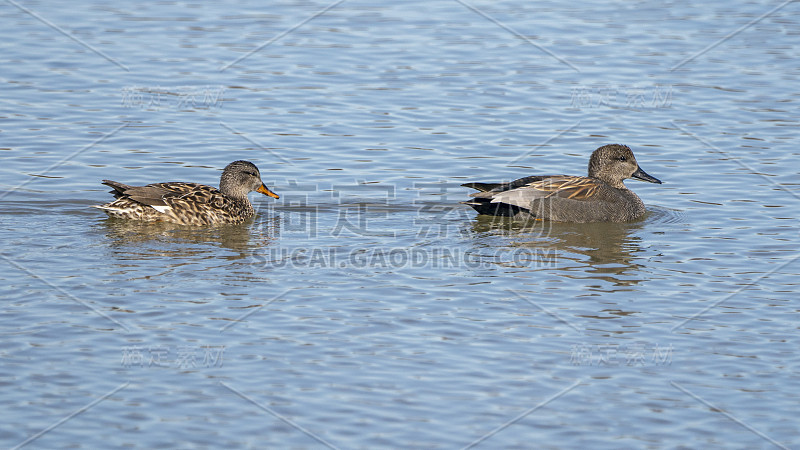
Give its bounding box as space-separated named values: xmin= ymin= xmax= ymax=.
xmin=94 ymin=160 xmax=279 ymax=225
xmin=462 ymin=144 xmax=662 ymax=223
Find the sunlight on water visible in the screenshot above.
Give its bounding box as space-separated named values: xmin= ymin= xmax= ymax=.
xmin=1 ymin=0 xmax=799 ymax=448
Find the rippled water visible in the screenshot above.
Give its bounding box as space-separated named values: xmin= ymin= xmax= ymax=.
xmin=2 ymin=0 xmax=799 ymax=448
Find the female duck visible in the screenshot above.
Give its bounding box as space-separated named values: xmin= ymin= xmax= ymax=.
xmin=94 ymin=160 xmax=279 ymax=225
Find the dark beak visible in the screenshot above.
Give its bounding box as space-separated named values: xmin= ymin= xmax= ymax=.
xmin=631 ymin=166 xmax=662 ymax=184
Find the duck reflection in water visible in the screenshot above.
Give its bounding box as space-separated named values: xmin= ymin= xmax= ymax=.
xmin=463 ymin=214 xmax=654 ymax=288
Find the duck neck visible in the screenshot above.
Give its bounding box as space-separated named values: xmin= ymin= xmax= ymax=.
xmin=606 ymin=179 xmax=628 ymax=190
xmin=219 ymin=180 xmax=254 ymax=214
xmin=219 ymin=177 xmax=250 ymax=201
xmin=227 ymin=192 xmax=254 ymax=214
xmin=592 ymin=174 xmax=627 ymax=190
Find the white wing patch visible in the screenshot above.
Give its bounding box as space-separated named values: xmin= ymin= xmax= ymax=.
xmin=150 ymin=205 xmax=171 ymax=213
xmin=490 ymin=189 xmax=534 ymax=209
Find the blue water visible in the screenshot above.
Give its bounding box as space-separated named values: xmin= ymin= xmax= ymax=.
xmin=2 ymin=0 xmax=799 ymax=448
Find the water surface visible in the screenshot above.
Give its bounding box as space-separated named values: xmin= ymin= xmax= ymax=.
xmin=2 ymin=1 xmax=799 ymax=448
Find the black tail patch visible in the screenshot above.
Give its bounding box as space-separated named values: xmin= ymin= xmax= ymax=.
xmin=461 ymin=198 xmax=525 ymax=217
xmin=461 ymin=182 xmax=505 ymax=192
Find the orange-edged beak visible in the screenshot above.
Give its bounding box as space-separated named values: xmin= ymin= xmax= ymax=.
xmin=257 ymin=184 xmax=280 ymax=199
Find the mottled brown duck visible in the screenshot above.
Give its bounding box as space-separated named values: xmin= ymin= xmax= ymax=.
xmin=94 ymin=160 xmax=279 ymax=225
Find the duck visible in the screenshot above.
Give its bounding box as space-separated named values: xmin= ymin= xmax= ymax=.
xmin=461 ymin=144 xmax=662 ymax=223
xmin=93 ymin=160 xmax=279 ymax=225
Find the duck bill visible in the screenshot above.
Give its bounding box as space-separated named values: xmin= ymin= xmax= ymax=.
xmin=257 ymin=184 xmax=280 ymax=199
xmin=631 ymin=166 xmax=662 ymax=184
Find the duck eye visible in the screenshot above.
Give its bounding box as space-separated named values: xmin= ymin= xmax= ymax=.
xmin=618 ymin=156 xmax=627 ymax=162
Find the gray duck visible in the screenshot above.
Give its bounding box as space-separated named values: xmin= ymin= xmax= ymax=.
xmin=462 ymin=144 xmax=662 ymax=222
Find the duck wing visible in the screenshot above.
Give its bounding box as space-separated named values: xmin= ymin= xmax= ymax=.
xmin=101 ymin=180 xmax=217 ymax=211
xmin=489 ymin=175 xmax=601 ymax=206
xmin=463 ymin=175 xmax=613 ymax=221
xmin=492 ymin=176 xmax=623 ymax=222
xmin=462 ymin=175 xmax=552 ymax=194
xmin=461 ymin=176 xmax=556 ymax=216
